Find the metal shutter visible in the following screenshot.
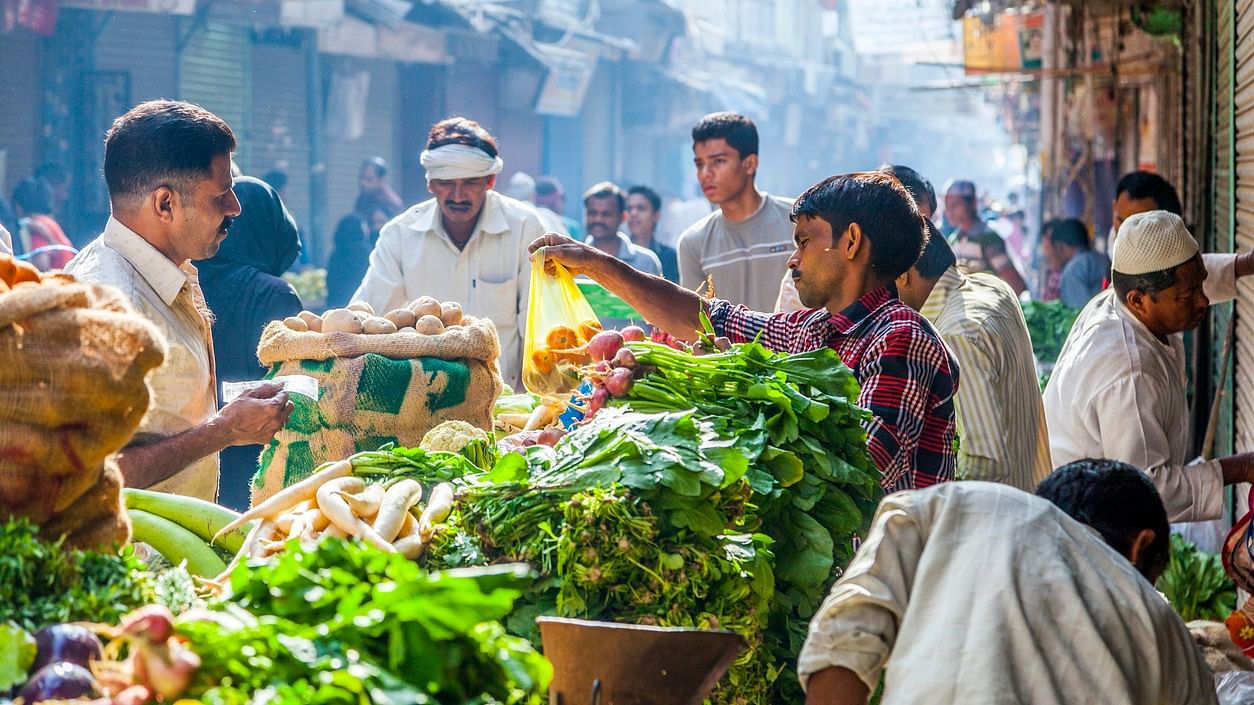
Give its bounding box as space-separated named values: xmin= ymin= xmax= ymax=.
xmin=1215 ymin=0 xmax=1238 ymax=460
xmin=179 ymin=20 xmax=252 ymax=165
xmin=95 ymin=12 xmax=179 ymax=102
xmin=1234 ymin=0 xmax=1254 ymax=452
xmin=0 ymin=33 xmax=40 ymax=195
xmin=251 ymin=42 xmax=311 ymax=234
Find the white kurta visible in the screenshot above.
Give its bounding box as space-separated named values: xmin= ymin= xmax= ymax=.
xmin=1044 ymin=254 xmax=1237 ymax=522
xmin=798 ymin=482 xmax=1217 ymax=705
xmin=352 ymin=191 xmax=544 ymax=387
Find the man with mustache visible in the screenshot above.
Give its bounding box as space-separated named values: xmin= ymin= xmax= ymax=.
xmin=353 ymin=117 xmax=545 ymax=386
xmin=67 ymin=100 xmax=292 ymax=501
xmin=582 ymin=182 xmax=661 ymax=276
xmin=1045 ymin=210 xmax=1254 ymax=522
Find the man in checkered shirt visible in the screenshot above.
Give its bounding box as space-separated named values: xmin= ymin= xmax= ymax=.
xmin=531 ymin=171 xmax=959 ymax=491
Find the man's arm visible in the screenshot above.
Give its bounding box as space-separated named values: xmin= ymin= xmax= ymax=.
xmin=117 ymin=382 xmax=293 ymax=490
xmin=982 ymin=236 xmax=1027 ymax=295
xmin=805 ymin=667 xmax=870 ymax=705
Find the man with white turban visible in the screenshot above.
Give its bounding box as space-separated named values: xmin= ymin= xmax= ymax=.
xmin=353 ymin=117 xmax=545 ymax=385
xmin=1045 ymin=210 xmax=1254 ymax=522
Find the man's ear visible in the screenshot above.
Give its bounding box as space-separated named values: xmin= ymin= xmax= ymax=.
xmin=152 ymin=187 xmax=177 ymax=224
xmin=896 ymin=268 xmax=912 ymax=290
xmin=845 ymin=223 xmax=866 ymax=262
xmin=1124 ymin=288 xmax=1150 ymax=317
xmin=742 ymin=153 xmax=759 ymax=177
xmin=485 ymin=174 xmax=498 ymax=191
xmin=1127 ymin=528 xmax=1157 ymax=571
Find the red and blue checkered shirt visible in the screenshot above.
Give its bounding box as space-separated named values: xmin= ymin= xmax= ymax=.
xmin=708 ymin=285 xmax=959 ymax=491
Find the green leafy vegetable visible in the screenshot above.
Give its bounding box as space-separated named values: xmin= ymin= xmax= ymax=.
xmin=1020 ymin=300 xmax=1081 ymax=364
xmin=1156 ymin=534 xmax=1236 ymax=622
xmin=0 ymin=622 xmax=35 ymax=692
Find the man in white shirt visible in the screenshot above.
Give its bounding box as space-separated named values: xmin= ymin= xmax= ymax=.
xmin=800 ymin=459 xmax=1216 ymax=705
xmin=67 ymin=100 xmax=292 ymax=501
xmin=582 ymin=181 xmax=661 ymax=277
xmin=1045 ymin=211 xmax=1254 ymax=522
xmin=352 ymin=117 xmax=543 ymax=386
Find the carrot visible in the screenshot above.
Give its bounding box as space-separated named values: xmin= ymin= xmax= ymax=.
xmin=10 ymin=260 xmax=40 ymax=285
xmin=372 ymin=479 xmax=423 ymax=543
xmin=214 ymin=460 xmax=352 ymax=541
xmin=316 ymin=476 xmax=396 ymax=552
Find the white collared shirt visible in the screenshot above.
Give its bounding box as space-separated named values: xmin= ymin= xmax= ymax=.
xmin=66 ymin=217 xmax=219 ymax=501
xmin=352 ymin=190 xmax=544 ymax=386
xmin=1044 ymin=254 xmax=1238 ymax=522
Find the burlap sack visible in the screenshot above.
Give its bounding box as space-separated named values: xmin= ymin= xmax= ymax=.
xmin=250 ymin=316 xmax=502 ymax=506
xmin=40 ymin=459 xmax=130 ymax=550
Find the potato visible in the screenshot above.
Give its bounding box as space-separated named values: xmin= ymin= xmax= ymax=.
xmin=363 ymin=316 xmax=398 ymax=335
xmin=351 ymin=310 xmax=370 ymax=323
xmin=346 ymin=301 xmax=375 ymax=315
xmin=439 ymin=301 xmax=463 ymax=326
xmin=414 ymin=314 xmax=445 ymax=335
xmin=297 ymin=310 xmax=323 ymax=332
xmin=283 ymin=316 xmax=309 ymax=332
xmin=323 ymin=308 xmax=364 ymax=334
xmin=408 ymin=296 xmax=441 ymax=318
xmin=384 ymin=308 xmax=417 ymax=329
xmin=398 ymin=326 xmax=416 ymax=333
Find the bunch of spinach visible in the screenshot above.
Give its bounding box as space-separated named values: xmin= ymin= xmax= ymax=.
xmin=182 ymin=539 xmax=550 ymax=705
xmin=1156 ymin=534 xmax=1237 ymax=622
xmin=1020 ymin=299 xmax=1081 ymax=364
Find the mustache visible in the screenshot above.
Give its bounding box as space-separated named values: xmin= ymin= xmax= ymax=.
xmin=220 ymin=216 xmax=234 ymax=231
xmin=445 ymin=200 xmax=473 ymax=208
xmin=790 ymin=269 xmax=801 ymax=280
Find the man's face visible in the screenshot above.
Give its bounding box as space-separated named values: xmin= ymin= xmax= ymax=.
xmin=943 ymin=193 xmax=976 ymax=229
xmin=693 ymin=138 xmax=755 ymax=205
xmin=174 ymin=153 xmax=240 ymax=261
xmin=625 ymin=193 xmax=660 ymax=242
xmin=1127 ymin=257 xmax=1209 ymax=338
xmin=429 ymin=175 xmax=495 ymax=229
xmin=787 ymin=215 xmax=842 ymax=309
xmin=536 ymin=189 xmax=564 ymax=213
xmin=585 ymin=196 xmax=624 ymax=244
xmin=360 ymin=166 xmax=383 ymax=195
xmin=1112 ymin=192 xmax=1161 ymax=238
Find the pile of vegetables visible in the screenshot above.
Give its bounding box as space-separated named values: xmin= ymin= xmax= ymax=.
xmin=1020 ymin=299 xmax=1081 ymax=364
xmin=525 ymin=318 xmax=605 ymax=389
xmin=0 ymin=253 xmax=46 ymax=292
xmin=1157 ymin=534 xmax=1237 ymax=622
xmin=282 ymin=296 xmax=464 ymax=336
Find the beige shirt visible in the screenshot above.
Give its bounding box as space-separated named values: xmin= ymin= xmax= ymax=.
xmin=1044 ymin=254 xmax=1238 ymax=522
xmin=798 ymin=482 xmax=1217 ymax=705
xmin=921 ymin=268 xmax=1051 ymax=489
xmin=677 ymin=193 xmax=795 ymax=312
xmin=352 ymin=190 xmax=542 ymax=386
xmin=66 ymin=218 xmax=219 ymax=501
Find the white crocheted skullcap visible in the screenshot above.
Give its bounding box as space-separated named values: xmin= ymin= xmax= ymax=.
xmin=1112 ymin=210 xmax=1199 ymax=275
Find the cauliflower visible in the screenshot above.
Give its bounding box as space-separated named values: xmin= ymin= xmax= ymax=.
xmin=420 ymin=420 xmax=495 ymax=468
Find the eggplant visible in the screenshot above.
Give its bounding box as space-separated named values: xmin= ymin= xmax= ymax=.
xmin=17 ymin=662 xmax=100 ymax=702
xmin=31 ymin=625 xmax=103 ymax=673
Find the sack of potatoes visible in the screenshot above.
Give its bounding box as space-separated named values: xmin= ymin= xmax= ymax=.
xmin=283 ymin=296 xmax=463 ymax=337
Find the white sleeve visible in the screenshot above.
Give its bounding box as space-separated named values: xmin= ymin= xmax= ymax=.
xmin=351 ymin=223 xmax=409 ymax=313
xmin=797 ymin=493 xmax=923 ymax=693
xmin=1092 ymin=379 xmax=1223 ymax=522
xmin=0 ymin=224 xmax=11 ymax=255
xmin=1203 ymin=252 xmax=1238 ymax=304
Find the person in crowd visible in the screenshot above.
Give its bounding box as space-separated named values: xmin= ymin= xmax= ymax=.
xmin=354 ymin=156 xmax=403 ymax=219
xmin=942 ymin=179 xmax=1027 ymax=294
xmin=1113 ymin=170 xmax=1184 ymax=237
xmin=583 ymin=181 xmax=661 ymax=276
xmin=506 ymin=171 xmax=568 ymax=236
xmin=676 ymin=112 xmax=794 ymax=311
xmin=625 ymin=184 xmax=679 ymax=282
xmin=195 ymin=175 xmax=303 ymax=511
xmin=353 ymin=117 xmax=543 ymax=386
xmin=1036 ymin=219 xmax=1063 ymax=302
xmin=325 ymin=213 xmax=372 ymax=310
xmin=1046 ymin=211 xmax=1254 ymax=523
xmin=536 ymin=175 xmax=582 ymax=239
xmin=0 ymin=193 xmax=16 ymax=242
xmin=11 ymin=176 xmax=74 ymax=270
xmin=897 ymin=217 xmax=1049 ymax=491
xmin=532 ymin=171 xmax=958 ymax=491
xmin=66 ymin=100 xmax=292 ymax=501
xmin=261 ymin=169 xmax=289 ymax=199
xmin=1045 ymin=217 xmax=1110 ymax=308
xmin=798 ymin=459 xmax=1216 ymax=705
xmin=35 ymin=161 xmax=70 ymax=219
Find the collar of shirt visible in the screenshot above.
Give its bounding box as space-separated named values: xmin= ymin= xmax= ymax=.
xmin=920 ymin=266 xmax=963 ymax=322
xmin=827 ymin=284 xmax=899 ymax=336
xmin=1111 ymin=293 xmax=1175 ymax=352
xmin=408 ymin=191 xmax=511 ymax=244
xmin=101 ymin=216 xmax=193 ymax=306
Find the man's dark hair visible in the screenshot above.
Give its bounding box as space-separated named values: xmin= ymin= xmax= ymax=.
xmin=1111 ymin=253 xmax=1198 ymax=302
xmin=12 ymin=177 xmax=52 ymax=215
xmin=627 ymin=185 xmax=662 ymax=212
xmin=791 ymin=171 xmax=926 ymax=280
xmin=426 ymin=117 xmax=498 ymax=159
xmin=262 ymin=169 xmax=289 ymax=192
xmin=913 ymin=220 xmax=955 ymax=279
xmin=104 ymin=100 xmax=236 ymax=211
xmin=361 ymin=157 xmax=388 ymax=178
xmin=691 ymin=112 xmax=758 ymax=159
xmin=536 ymin=176 xmax=563 ymax=198
xmin=1036 ymin=458 xmax=1170 ymax=581
xmin=879 ymin=164 xmax=936 ymax=215
xmin=1116 ymin=171 xmax=1182 ymax=216
xmin=1047 ymin=218 xmax=1090 ymax=250
xmin=583 ymin=181 xmax=626 ymax=213
xmin=34 ymin=162 xmax=68 ymax=186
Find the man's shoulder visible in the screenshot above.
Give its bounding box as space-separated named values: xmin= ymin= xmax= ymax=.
xmin=941 ymin=273 xmax=1023 ymax=329
xmin=676 ymin=210 xmax=721 ymax=248
xmin=490 ymin=191 xmax=545 ymax=228
xmin=66 ymin=238 xmax=136 ymax=296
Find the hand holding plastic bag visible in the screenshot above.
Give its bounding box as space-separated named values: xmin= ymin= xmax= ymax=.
xmin=522 ymin=253 xmax=601 ymax=396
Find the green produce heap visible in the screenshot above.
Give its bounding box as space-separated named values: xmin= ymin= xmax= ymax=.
xmin=1019 ymin=299 xmax=1081 ymax=365
xmin=376 ymin=340 xmax=883 ymax=705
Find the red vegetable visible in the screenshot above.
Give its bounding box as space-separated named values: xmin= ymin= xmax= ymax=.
xmin=587 ymin=330 xmax=625 ymax=362
xmin=604 ymin=367 xmax=635 ymax=397
xmin=588 ymin=386 xmax=610 ymax=413
xmin=611 ymin=347 xmax=637 ymax=369
xmin=621 ymin=325 xmax=647 ymax=342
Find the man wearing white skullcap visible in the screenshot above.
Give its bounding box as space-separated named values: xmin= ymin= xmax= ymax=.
xmin=352 ymin=117 xmax=546 ymax=385
xmin=1045 ymin=210 xmax=1254 ymax=522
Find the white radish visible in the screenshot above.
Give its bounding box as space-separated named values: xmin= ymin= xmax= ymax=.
xmin=340 ymin=483 xmax=385 ymax=519
xmin=215 ymin=461 xmax=352 ymax=541
xmin=372 ymin=479 xmax=423 ymax=542
xmin=317 ymin=477 xmax=396 ymax=552
xmin=417 ymin=482 xmax=455 ymax=540
xmin=393 ymin=533 xmax=426 ymax=559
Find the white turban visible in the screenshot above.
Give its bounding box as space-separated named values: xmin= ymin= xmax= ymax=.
xmin=420 ymin=143 xmax=504 ymax=181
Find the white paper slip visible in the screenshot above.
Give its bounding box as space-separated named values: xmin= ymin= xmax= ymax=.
xmin=222 ymin=375 xmax=319 ymax=404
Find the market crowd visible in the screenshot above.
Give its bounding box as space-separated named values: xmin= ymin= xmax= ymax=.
xmin=8 ymin=97 xmax=1247 ymax=704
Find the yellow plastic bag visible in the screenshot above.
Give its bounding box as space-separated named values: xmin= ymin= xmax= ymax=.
xmin=523 ymin=255 xmax=601 ymax=395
